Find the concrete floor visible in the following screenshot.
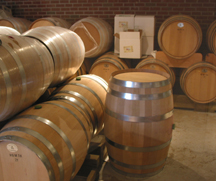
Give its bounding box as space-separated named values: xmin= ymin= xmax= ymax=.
xmin=98 ymin=109 xmax=216 ymax=181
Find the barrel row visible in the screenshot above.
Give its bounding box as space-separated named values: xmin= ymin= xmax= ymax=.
xmin=0 ymin=74 xmax=108 ymax=181
xmin=0 ymin=16 xmax=114 ymax=58
xmin=1 ymin=15 xmax=216 ymax=57
xmin=72 ymin=50 xmax=216 ymax=104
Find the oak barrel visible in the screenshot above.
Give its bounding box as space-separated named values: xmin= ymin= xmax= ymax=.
xmin=206 ymin=20 xmax=216 ymax=55
xmin=23 ymin=26 xmax=85 ymax=87
xmin=52 ymin=74 xmax=108 ymax=136
xmin=0 ymin=17 xmax=32 ymax=33
xmin=89 ymin=52 xmax=129 ymax=83
xmin=0 ymin=34 xmax=54 ymax=122
xmin=70 ymin=17 xmax=113 ymax=58
xmin=0 ymin=26 xmax=20 ymax=35
xmin=104 ymin=69 xmax=174 ymax=176
xmin=29 ymin=17 xmax=71 ymax=29
xmin=135 ymin=56 xmax=175 ymax=86
xmin=158 ymin=15 xmax=202 ymax=59
xmin=0 ymin=99 xmax=92 ymax=181
xmin=180 ymin=62 xmax=216 ymax=103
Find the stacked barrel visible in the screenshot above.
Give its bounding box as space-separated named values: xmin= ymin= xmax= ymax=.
xmin=0 ymin=16 xmax=113 ymax=181
xmin=0 ymin=74 xmax=108 ymax=181
xmin=0 ymin=26 xmax=85 ymax=122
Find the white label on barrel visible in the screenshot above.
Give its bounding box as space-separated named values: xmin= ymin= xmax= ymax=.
xmin=178 ymin=23 xmax=184 ymax=28
xmin=7 ymin=143 xmax=18 ymax=152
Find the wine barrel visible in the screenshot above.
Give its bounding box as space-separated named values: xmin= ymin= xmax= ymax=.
xmin=36 ymin=87 xmax=57 ymax=103
xmin=0 ymin=17 xmax=32 ymax=33
xmin=135 ymin=56 xmax=175 ymax=86
xmin=158 ymin=15 xmax=202 ymax=59
xmin=180 ymin=62 xmax=216 ymax=103
xmin=23 ymin=26 xmax=85 ymax=87
xmin=0 ymin=99 xmax=92 ymax=181
xmin=70 ymin=17 xmax=113 ymax=58
xmin=104 ymin=69 xmax=174 ymax=176
xmin=206 ymin=20 xmax=216 ymax=55
xmin=76 ymin=63 xmax=87 ymax=76
xmin=0 ymin=26 xmax=20 ymax=35
xmin=89 ymin=52 xmax=129 ymax=83
xmin=0 ymin=34 xmax=54 ymax=122
xmin=29 ymin=17 xmax=71 ymax=29
xmin=52 ymin=74 xmax=108 ymax=136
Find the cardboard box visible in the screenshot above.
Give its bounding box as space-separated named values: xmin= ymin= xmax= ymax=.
xmin=119 ymin=31 xmax=142 ymax=59
xmin=142 ymin=36 xmax=154 ymax=55
xmin=135 ymin=15 xmax=155 ymax=36
xmin=0 ymin=5 xmax=12 ymax=19
xmin=114 ymin=14 xmax=135 ymax=54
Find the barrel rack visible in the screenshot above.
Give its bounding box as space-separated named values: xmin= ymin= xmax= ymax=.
xmin=73 ymin=134 xmax=107 ymax=181
xmin=156 ymin=51 xmax=216 ymax=112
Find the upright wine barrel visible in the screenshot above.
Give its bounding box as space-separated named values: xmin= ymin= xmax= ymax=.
xmin=0 ymin=26 xmax=20 ymax=35
xmin=0 ymin=100 xmax=92 ymax=181
xmin=206 ymin=20 xmax=216 ymax=55
xmin=180 ymin=62 xmax=216 ymax=103
xmin=158 ymin=15 xmax=202 ymax=59
xmin=104 ymin=69 xmax=174 ymax=176
xmin=29 ymin=17 xmax=71 ymax=29
xmin=0 ymin=17 xmax=32 ymax=33
xmin=23 ymin=26 xmax=85 ymax=87
xmin=52 ymin=74 xmax=108 ymax=135
xmin=89 ymin=52 xmax=129 ymax=83
xmin=135 ymin=56 xmax=176 ymax=86
xmin=70 ymin=17 xmax=113 ymax=58
xmin=0 ymin=34 xmax=54 ymax=122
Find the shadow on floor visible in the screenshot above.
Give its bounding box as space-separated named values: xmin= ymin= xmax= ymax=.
xmin=99 ymin=157 xmax=207 ymax=181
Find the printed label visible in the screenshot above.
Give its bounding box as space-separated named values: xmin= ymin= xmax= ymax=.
xmin=119 ymin=21 xmax=128 ymax=29
xmin=7 ymin=143 xmax=18 ymax=152
xmin=202 ymin=68 xmax=208 ymax=73
xmin=124 ymin=46 xmax=133 ymax=53
xmin=178 ymin=23 xmax=184 ymax=28
xmin=150 ymin=65 xmax=156 ymax=69
xmin=104 ymin=63 xmax=109 ymax=68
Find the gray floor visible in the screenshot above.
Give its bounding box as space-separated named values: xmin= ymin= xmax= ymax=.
xmin=99 ymin=109 xmax=216 ymax=181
